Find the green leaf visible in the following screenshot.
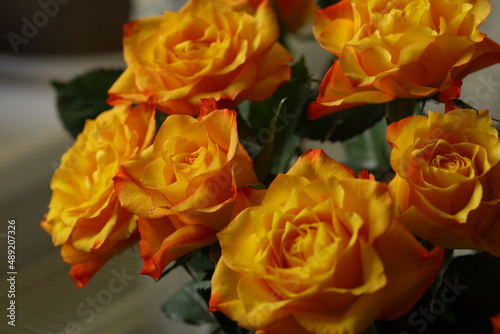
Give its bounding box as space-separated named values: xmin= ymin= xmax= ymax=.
xmin=161 ymin=273 xmax=216 ymax=326
xmin=185 ymin=247 xmax=216 ymax=275
xmin=385 ymin=98 xmax=418 ymax=124
xmin=374 ymin=253 xmax=500 ymax=333
xmin=428 ymin=252 xmax=500 ymax=333
xmin=442 ymin=253 xmax=500 ymax=307
xmin=237 ymin=109 xmax=262 ymax=160
xmin=245 ymin=58 xmax=311 ymax=177
xmin=52 ymin=68 xmax=124 ymax=137
xmin=158 ymin=250 xmax=197 ymax=280
xmin=296 ymin=103 xmax=386 ymax=143
xmin=341 ymin=116 xmax=391 ymax=176
xmin=449 ymin=98 xmax=477 ymax=111
xmin=253 ymin=98 xmax=286 ymax=182
xmin=158 ymin=247 xmax=215 ymax=280
xmin=155 ymin=111 xmax=168 ymax=132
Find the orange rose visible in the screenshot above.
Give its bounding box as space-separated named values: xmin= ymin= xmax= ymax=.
xmin=108 ymin=0 xmax=292 ymax=116
xmin=41 ymin=104 xmax=156 ymax=288
xmin=209 ymin=149 xmax=443 ymax=334
xmin=388 ymin=109 xmax=500 ymax=255
xmin=492 ymin=313 xmax=500 ymax=334
xmin=114 ymin=109 xmax=257 ymax=279
xmin=308 ymin=0 xmax=500 ymax=119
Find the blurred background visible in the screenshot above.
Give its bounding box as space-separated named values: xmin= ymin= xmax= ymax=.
xmin=0 ymin=1 xmax=500 ymax=333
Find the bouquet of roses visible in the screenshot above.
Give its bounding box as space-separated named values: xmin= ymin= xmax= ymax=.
xmin=42 ymin=0 xmax=500 ymax=333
